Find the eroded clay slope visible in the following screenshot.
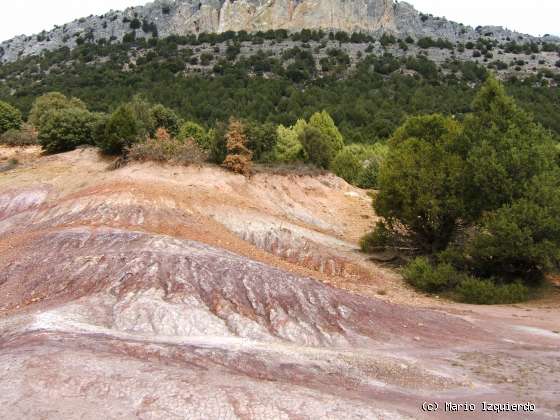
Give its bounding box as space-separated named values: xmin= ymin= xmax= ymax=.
xmin=0 ymin=148 xmax=559 ymax=419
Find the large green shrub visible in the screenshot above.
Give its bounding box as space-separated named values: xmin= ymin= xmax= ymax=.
xmin=29 ymin=92 xmax=86 ymax=128
xmin=127 ymin=96 xmax=156 ymax=138
xmin=455 ymin=278 xmax=529 ymax=305
xmin=0 ymin=101 xmax=22 ymax=134
xmin=98 ymin=105 xmax=141 ymax=155
xmin=273 ymin=120 xmax=306 ymax=162
xmin=300 ymin=111 xmax=344 ymax=168
xmin=331 ymin=145 xmax=364 ymax=185
xmin=208 ymin=121 xmax=228 ymax=164
xmin=97 ymin=97 xmax=159 ymax=155
xmin=91 ymin=112 xmax=109 ymax=146
xmin=0 ymin=125 xmax=38 ymax=146
xmin=374 ymin=114 xmax=467 ymax=253
xmin=364 ymin=77 xmax=560 ymax=303
xmin=403 ymin=257 xmax=530 ymax=304
xmin=466 ymin=173 xmax=560 ymax=281
xmin=179 ymin=121 xmax=209 ymax=148
xmin=245 ymin=121 xmax=278 ymax=162
xmin=38 ymin=108 xmax=96 ymax=153
xmin=299 ymin=126 xmax=333 ymax=169
xmin=361 ymin=144 xmax=389 ymax=189
xmin=402 ymin=257 xmax=463 ymax=293
xmin=331 ymin=143 xmax=389 ymax=187
xmin=150 ymin=104 xmax=179 ymax=136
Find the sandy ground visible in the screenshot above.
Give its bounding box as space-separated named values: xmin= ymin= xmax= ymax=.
xmin=0 ymin=147 xmax=559 ymax=419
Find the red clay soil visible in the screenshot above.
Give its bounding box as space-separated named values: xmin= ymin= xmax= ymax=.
xmin=0 ymin=148 xmax=559 ymax=419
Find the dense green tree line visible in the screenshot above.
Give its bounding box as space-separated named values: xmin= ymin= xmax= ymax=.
xmin=2 ymin=87 xmax=390 ymax=194
xmin=1 ymin=33 xmax=559 ymax=143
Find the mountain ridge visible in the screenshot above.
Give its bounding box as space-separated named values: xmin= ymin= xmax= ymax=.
xmin=1 ymin=0 xmax=558 ymax=63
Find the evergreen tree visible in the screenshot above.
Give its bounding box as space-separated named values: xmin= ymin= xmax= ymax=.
xmin=461 ymin=77 xmax=560 ymax=280
xmin=244 ymin=121 xmax=277 ymax=162
xmin=374 ymin=114 xmax=467 ymax=252
xmin=300 ymin=111 xmax=344 ymax=168
xmin=151 ymin=104 xmax=179 ymax=137
xmin=127 ymin=95 xmax=157 ymax=138
xmin=179 ymin=121 xmax=209 ymax=148
xmin=308 ymin=111 xmax=344 ymax=149
xmin=299 ymin=126 xmax=331 ymax=169
xmin=38 ymin=108 xmax=96 ymax=153
xmin=98 ymin=105 xmax=141 ymax=155
xmin=331 ymin=143 xmax=389 ymax=188
xmin=274 ymin=122 xmax=305 ymax=162
xmin=367 ymin=77 xmax=560 ymax=302
xmin=29 ymin=92 xmax=86 ymax=128
xmin=0 ymin=101 xmax=22 ymax=134
xmin=330 ymin=145 xmax=364 ymax=185
xmin=461 ymin=76 xmax=557 ymax=219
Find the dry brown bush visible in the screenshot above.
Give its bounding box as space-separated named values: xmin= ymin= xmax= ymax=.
xmin=222 ymin=118 xmax=252 ymax=176
xmin=155 ymin=127 xmax=171 ymax=142
xmin=0 ymin=124 xmax=38 ymax=146
xmin=127 ymin=128 xmax=207 ymax=165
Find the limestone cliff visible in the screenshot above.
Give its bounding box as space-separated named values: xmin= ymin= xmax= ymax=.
xmin=0 ymin=0 xmax=557 ymax=63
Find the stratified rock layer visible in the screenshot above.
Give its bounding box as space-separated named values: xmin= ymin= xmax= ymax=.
xmin=0 ymin=148 xmax=559 ymax=419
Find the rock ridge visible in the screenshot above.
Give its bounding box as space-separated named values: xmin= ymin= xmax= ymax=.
xmin=1 ymin=0 xmax=557 ymax=63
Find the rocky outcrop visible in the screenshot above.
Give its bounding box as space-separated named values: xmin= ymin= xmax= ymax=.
xmin=1 ymin=0 xmax=557 ymax=63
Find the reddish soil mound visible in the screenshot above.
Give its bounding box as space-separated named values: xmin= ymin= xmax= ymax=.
xmin=0 ymin=148 xmax=559 ymax=419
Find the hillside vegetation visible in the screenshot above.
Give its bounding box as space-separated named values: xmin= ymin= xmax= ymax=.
xmin=2 ymin=31 xmax=560 ymax=305
xmin=362 ymin=77 xmax=560 ymax=303
xmin=1 ymin=30 xmax=559 ymax=142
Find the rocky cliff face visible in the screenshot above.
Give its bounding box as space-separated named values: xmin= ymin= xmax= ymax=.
xmin=1 ymin=0 xmax=557 ymax=63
